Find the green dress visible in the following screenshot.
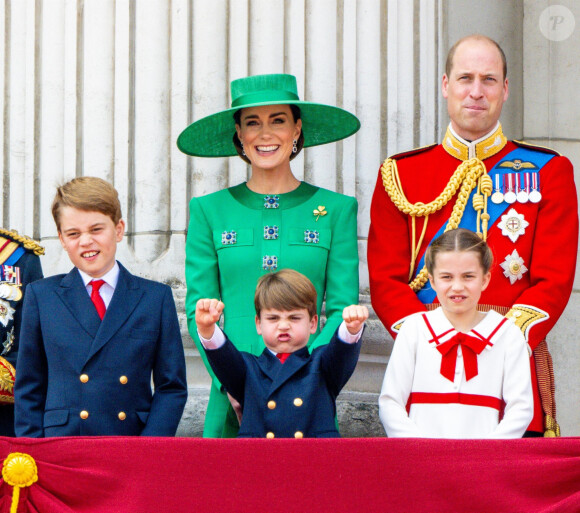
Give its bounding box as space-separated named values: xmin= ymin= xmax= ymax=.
xmin=185 ymin=181 xmax=359 ymax=437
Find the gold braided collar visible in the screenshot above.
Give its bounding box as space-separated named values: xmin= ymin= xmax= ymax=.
xmin=0 ymin=229 xmax=44 ymax=256
xmin=442 ymin=123 xmax=507 ymax=161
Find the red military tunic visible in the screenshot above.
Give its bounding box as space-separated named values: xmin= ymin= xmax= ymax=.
xmin=368 ymin=123 xmax=578 ymax=433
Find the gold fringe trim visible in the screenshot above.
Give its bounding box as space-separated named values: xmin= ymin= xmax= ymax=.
xmin=380 ymin=157 xmax=490 ymax=292
xmin=0 ymin=229 xmax=44 ymax=256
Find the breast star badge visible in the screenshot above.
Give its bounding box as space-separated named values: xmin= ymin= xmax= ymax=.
xmin=498 ymin=208 xmax=529 ymax=243
xmin=500 ymin=250 xmax=528 ymax=284
xmin=0 ymin=300 xmax=15 ymax=328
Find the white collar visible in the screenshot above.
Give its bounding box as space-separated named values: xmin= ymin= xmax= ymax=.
xmin=78 ymin=261 xmax=120 ymax=290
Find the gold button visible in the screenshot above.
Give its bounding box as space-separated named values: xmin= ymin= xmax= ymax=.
xmin=293 ymin=398 xmax=303 ymax=407
xmin=294 ymin=431 xmax=303 ymax=439
xmin=266 ymin=432 xmax=275 ymax=439
xmin=80 ymin=410 xmax=89 ymax=420
xmin=80 ymin=374 xmax=89 ymax=383
xmin=267 ymin=400 xmax=276 ymax=410
xmin=119 ymin=376 xmax=128 ymax=384
xmin=118 ymin=412 xmax=126 ymax=421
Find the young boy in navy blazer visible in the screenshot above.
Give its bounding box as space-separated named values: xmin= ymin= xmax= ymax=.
xmin=15 ymin=177 xmax=187 ymax=437
xmin=195 ymin=269 xmax=368 ymax=438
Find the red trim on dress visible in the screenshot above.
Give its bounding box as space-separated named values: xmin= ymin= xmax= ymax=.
xmin=407 ymin=392 xmax=503 ymax=412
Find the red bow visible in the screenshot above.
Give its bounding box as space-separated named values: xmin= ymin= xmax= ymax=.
xmin=436 ymin=333 xmax=488 ymax=382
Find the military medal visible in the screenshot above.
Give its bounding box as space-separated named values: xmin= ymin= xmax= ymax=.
xmin=516 ymin=173 xmax=528 ymax=203
xmin=500 ymin=250 xmax=528 ymax=284
xmin=528 ymin=172 xmax=542 ymax=203
xmin=0 ymin=266 xmax=21 ymax=285
xmin=503 ymin=174 xmax=517 ymax=204
xmin=0 ymin=283 xmax=21 ymax=302
xmin=491 ymin=174 xmax=504 ymax=204
xmin=498 ymin=208 xmax=529 ymax=243
xmin=0 ymin=299 xmax=15 ymax=328
xmin=1 ymin=327 xmax=14 ymax=356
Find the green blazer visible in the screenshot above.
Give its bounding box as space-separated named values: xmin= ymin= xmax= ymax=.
xmin=185 ymin=182 xmax=359 ymax=437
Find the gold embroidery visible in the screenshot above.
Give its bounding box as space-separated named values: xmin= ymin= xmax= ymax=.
xmin=443 ymin=124 xmax=507 ymax=161
xmin=381 ymin=157 xmax=491 ymax=291
xmin=505 ymin=304 xmax=549 ymax=341
xmin=0 ymin=229 xmax=45 ymax=256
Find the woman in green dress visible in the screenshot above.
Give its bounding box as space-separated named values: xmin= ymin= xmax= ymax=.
xmin=178 ymin=74 xmax=360 ymax=437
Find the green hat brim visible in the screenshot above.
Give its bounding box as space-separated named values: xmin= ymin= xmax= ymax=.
xmin=177 ymin=100 xmax=360 ymax=157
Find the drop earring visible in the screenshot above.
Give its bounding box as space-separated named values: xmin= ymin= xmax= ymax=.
xmin=292 ymin=140 xmax=297 ymax=154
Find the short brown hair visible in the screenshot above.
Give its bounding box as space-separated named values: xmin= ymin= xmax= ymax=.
xmin=254 ymin=269 xmax=317 ymax=318
xmin=445 ymin=34 xmax=507 ymax=81
xmin=425 ymin=228 xmax=493 ymax=275
xmin=233 ymin=105 xmax=305 ymax=164
xmin=52 ymin=176 xmax=122 ymax=231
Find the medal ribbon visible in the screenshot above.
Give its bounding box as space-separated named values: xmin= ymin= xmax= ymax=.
xmin=436 ymin=333 xmax=488 ymax=382
xmin=505 ymin=173 xmax=514 ymax=193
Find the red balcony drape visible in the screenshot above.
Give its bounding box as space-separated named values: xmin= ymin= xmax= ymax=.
xmin=0 ymin=436 xmax=579 ymax=513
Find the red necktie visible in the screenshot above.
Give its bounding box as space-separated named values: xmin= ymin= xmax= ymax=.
xmin=90 ymin=280 xmax=106 ymax=320
xmin=276 ymin=353 xmax=290 ymax=364
xmin=436 ymin=333 xmax=488 ymax=382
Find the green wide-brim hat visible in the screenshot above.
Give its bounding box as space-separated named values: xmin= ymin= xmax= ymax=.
xmin=177 ymin=73 xmax=360 ymax=157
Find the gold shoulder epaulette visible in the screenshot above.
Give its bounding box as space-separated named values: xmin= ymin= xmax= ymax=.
xmin=389 ymin=143 xmax=438 ymax=161
xmin=0 ymin=229 xmax=45 ymax=256
xmin=513 ymin=140 xmax=560 ymax=157
xmin=505 ymin=304 xmax=549 ymax=342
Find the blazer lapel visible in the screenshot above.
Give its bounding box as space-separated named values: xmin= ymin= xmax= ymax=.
xmin=256 ymin=350 xmax=281 ymax=383
xmin=85 ymin=263 xmax=144 ymax=363
xmin=267 ymin=347 xmax=310 ymax=396
xmin=56 ymin=269 xmax=101 ymax=372
xmin=56 ymin=268 xmax=101 ymax=339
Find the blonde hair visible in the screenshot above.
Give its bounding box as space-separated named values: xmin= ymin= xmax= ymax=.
xmin=52 ymin=177 xmax=122 ymax=231
xmin=255 ymin=269 xmax=317 ymax=318
xmin=425 ymin=228 xmax=493 ymax=275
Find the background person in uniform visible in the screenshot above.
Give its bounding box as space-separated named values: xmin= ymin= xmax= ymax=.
xmin=368 ymin=34 xmax=578 ymax=436
xmin=195 ymin=269 xmax=367 ymax=438
xmin=178 ymin=74 xmax=361 ymax=437
xmin=14 ymin=177 xmax=187 ymax=437
xmin=0 ymin=228 xmax=43 ymax=436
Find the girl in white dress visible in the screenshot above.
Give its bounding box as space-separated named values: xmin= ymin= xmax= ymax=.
xmin=379 ymin=228 xmax=533 ymax=438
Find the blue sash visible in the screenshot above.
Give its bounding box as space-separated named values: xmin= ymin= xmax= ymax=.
xmin=415 ymin=147 xmax=555 ymax=303
xmin=4 ymin=247 xmax=24 ymax=266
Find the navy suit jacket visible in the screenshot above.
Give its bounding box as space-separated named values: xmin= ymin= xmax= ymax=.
xmin=14 ymin=262 xmax=187 ymax=437
xmin=205 ymin=330 xmax=361 ymax=438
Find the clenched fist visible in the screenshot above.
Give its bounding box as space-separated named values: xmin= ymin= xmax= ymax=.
xmin=342 ymin=305 xmax=369 ymax=335
xmin=195 ymin=298 xmax=225 ymax=339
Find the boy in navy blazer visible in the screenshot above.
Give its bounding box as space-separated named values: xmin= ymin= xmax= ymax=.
xmin=195 ymin=269 xmax=368 ymax=438
xmin=14 ymin=177 xmax=187 ymax=437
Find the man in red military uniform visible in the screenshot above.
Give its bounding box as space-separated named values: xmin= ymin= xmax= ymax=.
xmin=368 ymin=34 xmax=578 ymax=436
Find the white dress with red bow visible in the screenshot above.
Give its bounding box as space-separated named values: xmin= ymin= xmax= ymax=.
xmin=379 ymin=308 xmax=533 ymax=438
